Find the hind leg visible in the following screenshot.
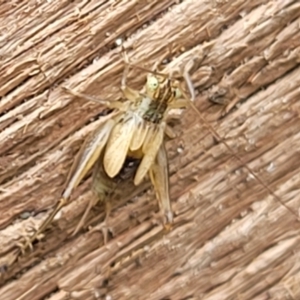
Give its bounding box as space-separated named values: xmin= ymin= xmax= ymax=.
xmin=86 ymin=196 xmax=113 ymax=245
xmin=72 ymin=193 xmax=99 ymax=237
xmin=18 ymin=197 xmax=67 ymax=254
xmin=101 ymin=199 xmax=112 ymax=245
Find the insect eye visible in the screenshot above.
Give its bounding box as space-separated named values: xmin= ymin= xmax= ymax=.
xmin=147 ymin=76 xmax=159 ymax=91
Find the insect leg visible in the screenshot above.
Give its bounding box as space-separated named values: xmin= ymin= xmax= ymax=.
xmin=164 ymin=97 xmax=189 ymax=140
xmin=149 ymin=143 xmax=173 ymax=230
xmin=19 ymin=197 xmax=67 ymax=253
xmin=164 ymin=125 xmax=177 ymax=139
xmin=19 ymin=119 xmax=115 ymax=254
xmin=101 ymin=199 xmax=112 ymax=245
xmin=72 ymin=193 xmax=112 ymax=244
xmin=71 ymin=193 xmax=98 ymax=237
xmin=62 ymin=86 xmax=126 ymax=110
xmin=120 ymin=52 xmax=141 ymax=103
xmin=71 ymin=189 xmax=111 ymax=245
xmin=81 ymin=155 xmax=118 ymax=245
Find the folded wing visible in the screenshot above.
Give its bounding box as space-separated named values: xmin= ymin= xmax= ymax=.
xmin=63 ymin=118 xmax=115 ymax=199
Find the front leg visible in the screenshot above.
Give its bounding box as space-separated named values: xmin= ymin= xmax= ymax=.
xmin=165 ymin=125 xmax=177 ymax=139
xmin=164 ymin=98 xmax=189 ymax=139
xmin=120 ymin=51 xmax=141 ymax=103
xmin=63 ymin=86 xmax=126 ymax=110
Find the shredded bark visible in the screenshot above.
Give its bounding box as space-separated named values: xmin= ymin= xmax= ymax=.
xmin=1 ymin=0 xmax=300 ymax=299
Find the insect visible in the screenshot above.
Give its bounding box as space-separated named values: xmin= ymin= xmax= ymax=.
xmin=20 ymin=52 xmax=296 ymax=255
xmin=20 ymin=53 xmax=192 ymax=252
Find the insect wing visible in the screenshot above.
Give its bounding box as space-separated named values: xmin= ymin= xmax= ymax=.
xmin=63 ymin=118 xmax=115 ymax=199
xmin=134 ymin=125 xmax=164 ymax=185
xmin=130 ymin=119 xmax=148 ymax=151
xmin=149 ymin=143 xmax=172 ymax=224
xmin=104 ymin=115 xmax=136 ymax=178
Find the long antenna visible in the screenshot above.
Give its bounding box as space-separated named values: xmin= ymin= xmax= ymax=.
xmin=181 ymin=69 xmax=300 ymax=221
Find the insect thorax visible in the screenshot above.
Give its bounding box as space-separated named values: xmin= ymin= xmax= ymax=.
xmin=137 ymin=79 xmax=176 ymax=124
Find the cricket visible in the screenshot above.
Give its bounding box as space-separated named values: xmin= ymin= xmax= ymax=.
xmin=19 ymin=50 xmax=297 ymax=255
xmin=20 ymin=52 xmax=195 ymax=253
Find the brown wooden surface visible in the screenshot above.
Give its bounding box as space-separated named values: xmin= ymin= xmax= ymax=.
xmin=1 ymin=0 xmax=300 ymax=299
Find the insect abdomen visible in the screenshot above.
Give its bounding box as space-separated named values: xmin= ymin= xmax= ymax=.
xmin=92 ymin=154 xmax=143 ymax=202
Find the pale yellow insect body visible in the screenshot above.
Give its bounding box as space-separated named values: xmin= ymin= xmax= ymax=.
xmin=20 ymin=62 xmax=188 ymax=252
